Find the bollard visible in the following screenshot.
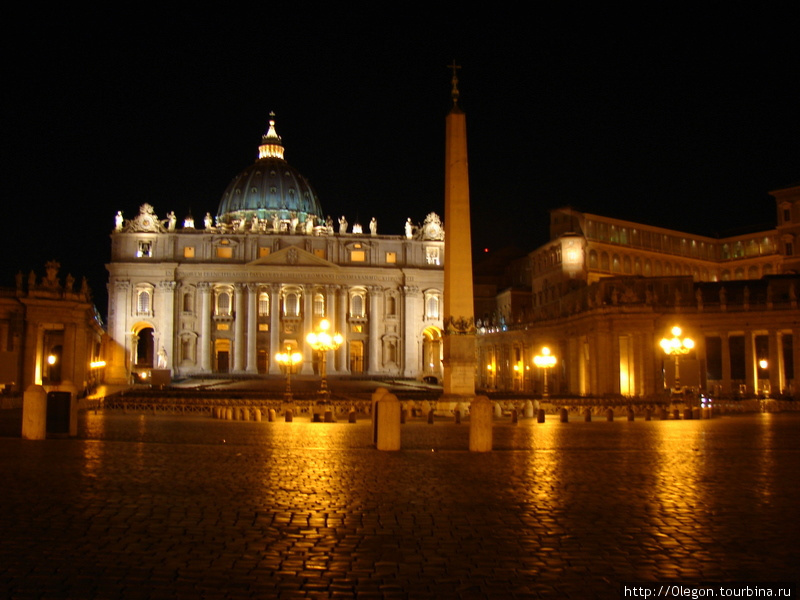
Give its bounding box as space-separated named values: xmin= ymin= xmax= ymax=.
xmin=285 ymin=409 xmax=293 ymax=423
xmin=494 ymin=402 xmax=502 ymax=418
xmin=523 ymin=400 xmax=534 ymax=418
xmin=660 ymin=407 xmax=669 ymax=420
xmin=511 ymin=408 xmax=518 ymax=424
xmin=627 ymin=408 xmax=635 ymax=421
xmin=269 ymin=408 xmax=276 ymax=422
xmin=606 ymin=408 xmax=614 ymax=422
xmin=254 ymin=408 xmax=262 ymax=422
xmin=584 ymin=408 xmax=592 ymax=422
xmin=427 ymin=409 xmax=434 ymax=424
xmin=469 ymin=395 xmax=493 ymax=452
xmin=454 ymin=409 xmax=461 ymax=424
xmin=684 ymin=407 xmax=693 ymax=420
xmin=645 ymin=408 xmax=652 ymax=421
xmin=537 ymin=408 xmax=545 ymax=423
xmin=324 ymin=410 xmax=334 ymax=423
xmin=673 ymin=408 xmax=681 ymax=420
xmin=376 ymin=393 xmax=401 ymax=450
xmin=22 ymin=385 xmax=47 ymax=440
xmin=226 ymin=408 xmax=233 ymax=421
xmin=560 ymin=407 xmax=569 ymax=423
xmin=400 ymin=409 xmax=407 ymax=424
xmin=372 ymin=387 xmax=390 ymax=444
xmin=349 ymin=410 xmax=357 ymax=423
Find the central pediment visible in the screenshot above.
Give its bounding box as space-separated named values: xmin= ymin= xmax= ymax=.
xmin=247 ymin=245 xmax=339 ymax=268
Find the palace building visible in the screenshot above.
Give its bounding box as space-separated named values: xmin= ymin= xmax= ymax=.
xmin=105 ymin=116 xmax=445 ymax=384
xmin=476 ymin=184 xmax=800 ymax=399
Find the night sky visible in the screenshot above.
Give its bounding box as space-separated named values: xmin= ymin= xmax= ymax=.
xmin=4 ymin=10 xmax=798 ymax=319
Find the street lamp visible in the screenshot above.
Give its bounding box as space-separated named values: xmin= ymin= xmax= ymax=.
xmin=275 ymin=347 xmax=303 ymax=401
xmin=660 ymin=326 xmax=694 ymax=391
xmin=533 ymin=346 xmax=557 ymax=398
xmin=306 ymin=319 xmax=343 ymax=397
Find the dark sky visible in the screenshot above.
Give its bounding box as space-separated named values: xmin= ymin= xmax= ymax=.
xmin=4 ymin=9 xmax=798 ymax=318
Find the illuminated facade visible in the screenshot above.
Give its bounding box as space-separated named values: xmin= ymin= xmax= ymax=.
xmin=0 ymin=262 xmax=105 ymax=395
xmin=105 ymin=117 xmax=445 ymax=384
xmin=477 ymin=184 xmax=800 ymax=398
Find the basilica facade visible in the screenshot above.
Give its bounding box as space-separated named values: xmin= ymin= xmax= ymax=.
xmin=105 ymin=117 xmax=445 ymax=384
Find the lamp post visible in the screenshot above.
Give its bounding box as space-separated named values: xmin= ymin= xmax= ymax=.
xmin=306 ymin=319 xmax=343 ymax=397
xmin=533 ymin=346 xmax=557 ymax=398
xmin=659 ymin=326 xmax=694 ymax=391
xmin=275 ymin=347 xmax=303 ymax=401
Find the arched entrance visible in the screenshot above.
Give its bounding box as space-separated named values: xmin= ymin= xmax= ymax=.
xmin=134 ymin=325 xmax=155 ymax=368
xmin=350 ymin=340 xmax=364 ymax=373
xmin=422 ymin=326 xmax=443 ymax=382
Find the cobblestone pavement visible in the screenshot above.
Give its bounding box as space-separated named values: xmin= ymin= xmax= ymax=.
xmin=1 ymin=411 xmax=798 ymax=599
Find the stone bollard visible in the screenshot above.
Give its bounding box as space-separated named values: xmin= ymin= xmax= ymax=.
xmin=269 ymin=408 xmax=276 ymax=422
xmin=427 ymin=409 xmax=434 ymax=424
xmin=673 ymin=408 xmax=681 ymax=420
xmin=254 ymin=408 xmax=262 ymax=422
xmin=349 ymin=410 xmax=357 ymax=423
xmin=242 ymin=408 xmax=250 ymax=421
xmin=684 ymin=407 xmax=693 ymax=420
xmin=511 ymin=408 xmax=518 ymax=424
xmin=627 ymin=408 xmax=635 ymax=422
xmin=494 ymin=402 xmax=502 ymax=418
xmin=645 ymin=408 xmax=651 ymax=421
xmin=22 ymin=385 xmax=47 ymax=440
xmin=523 ymin=400 xmax=534 ymax=418
xmin=701 ymin=406 xmax=710 ymax=419
xmin=469 ymin=395 xmax=493 ymax=452
xmin=376 ymin=392 xmax=401 ymax=450
xmin=660 ymin=407 xmax=669 ymax=420
xmin=371 ymin=387 xmax=390 ymax=444
xmin=454 ymin=409 xmax=461 ymax=424
xmin=560 ymin=407 xmax=569 ymax=423
xmin=285 ymin=409 xmax=293 ymax=423
xmin=537 ymin=408 xmax=545 ymax=423
xmin=324 ymin=410 xmax=334 ymax=423
xmin=606 ymin=408 xmax=614 ymax=422
xmin=226 ymin=408 xmax=233 ymax=421
xmin=584 ymin=408 xmax=592 ymax=422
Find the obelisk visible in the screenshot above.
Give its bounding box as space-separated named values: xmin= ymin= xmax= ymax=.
xmin=442 ymin=62 xmax=477 ymax=402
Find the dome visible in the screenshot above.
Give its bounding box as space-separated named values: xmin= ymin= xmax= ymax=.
xmin=216 ymin=115 xmax=324 ymax=226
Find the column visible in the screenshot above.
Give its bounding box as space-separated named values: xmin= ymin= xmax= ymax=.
xmin=367 ymin=286 xmax=382 ymax=374
xmin=233 ymin=283 xmax=245 ymax=372
xmin=246 ymin=284 xmax=258 ymax=373
xmin=337 ymin=286 xmax=349 ymax=374
xmin=268 ymin=285 xmax=281 ymax=374
xmin=107 ymin=279 xmax=131 ymax=384
xmin=325 ymin=285 xmax=339 ymax=373
xmin=300 ymin=285 xmax=314 ymax=375
xmin=744 ymin=330 xmax=755 ymax=395
xmin=157 ymin=281 xmax=176 ymax=370
xmin=198 ymin=283 xmax=212 ymax=372
xmin=721 ymin=332 xmax=731 ymax=394
xmin=402 ymin=285 xmax=420 ymax=378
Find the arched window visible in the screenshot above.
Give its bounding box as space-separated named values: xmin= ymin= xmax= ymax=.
xmin=284 ymin=291 xmax=300 ymax=317
xmin=424 ymin=291 xmax=440 ymax=319
xmin=351 ymin=293 xmax=365 ymax=318
xmin=313 ymin=292 xmax=325 ymax=317
xmin=258 ymin=292 xmax=269 ymax=317
xmin=216 ymin=290 xmax=231 ymax=316
xmin=137 ymin=290 xmax=151 ymax=315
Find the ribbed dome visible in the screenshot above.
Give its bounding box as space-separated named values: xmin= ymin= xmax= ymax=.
xmin=216 ymin=115 xmax=324 ymax=225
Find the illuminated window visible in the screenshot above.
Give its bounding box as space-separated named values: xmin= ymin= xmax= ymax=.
xmin=425 ymin=247 xmax=440 ymax=265
xmin=351 ymin=250 xmax=365 ymax=262
xmin=314 ymin=248 xmax=326 ymax=258
xmin=351 ymin=293 xmax=365 ymax=317
xmin=137 ymin=290 xmax=151 ymax=315
xmin=217 ymin=323 xmax=229 ymax=331
xmin=259 ymin=247 xmax=270 ymax=258
xmin=258 ymin=292 xmax=269 ymax=316
xmin=216 ymin=247 xmax=233 ymax=258
xmin=258 ymin=323 xmax=269 ymax=332
xmin=216 ymin=291 xmax=231 ymax=316
xmin=386 ymin=251 xmax=396 ymax=263
xmin=183 ymin=246 xmax=195 ymax=258
xmin=137 ymin=241 xmax=152 ymax=258
xmin=313 ymin=292 xmax=325 ymax=317
xmin=425 ymin=292 xmax=440 ymax=319
xmin=283 ymin=291 xmax=300 ymax=317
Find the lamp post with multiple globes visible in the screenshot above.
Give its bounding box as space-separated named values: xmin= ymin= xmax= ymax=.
xmin=659 ymin=326 xmax=694 ymax=391
xmin=306 ymin=319 xmax=343 ymax=397
xmin=275 ymin=347 xmax=303 ymax=401
xmin=533 ymin=346 xmax=557 ymax=398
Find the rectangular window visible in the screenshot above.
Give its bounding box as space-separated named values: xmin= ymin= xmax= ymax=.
xmin=216 ymin=247 xmax=233 ymax=258
xmin=259 ymin=247 xmax=271 ymax=258
xmin=136 ymin=241 xmax=152 ymax=258
xmin=258 ymin=323 xmax=269 ymax=332
xmin=385 ymin=252 xmax=397 ymax=264
xmin=351 ymin=324 xmax=363 ymax=333
xmin=425 ymin=247 xmax=440 ymax=265
xmin=183 ymin=246 xmax=195 ymax=258
xmin=314 ymin=249 xmax=326 ymax=259
xmin=216 ymin=323 xmax=230 ymax=331
xmin=350 ymin=250 xmax=365 ymax=262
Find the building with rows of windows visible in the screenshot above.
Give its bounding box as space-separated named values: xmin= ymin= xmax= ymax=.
xmin=105 ymin=117 xmax=445 ymax=384
xmin=476 ymin=184 xmax=800 ymax=399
